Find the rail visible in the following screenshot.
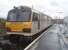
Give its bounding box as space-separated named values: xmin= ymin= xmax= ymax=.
xmin=24 ymin=26 xmax=51 ymax=50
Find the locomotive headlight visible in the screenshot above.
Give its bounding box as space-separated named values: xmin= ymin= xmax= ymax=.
xmin=6 ymin=22 xmax=11 ymax=25
xmin=23 ymin=22 xmax=32 ymax=32
xmin=5 ymin=22 xmax=11 ymax=32
xmin=5 ymin=22 xmax=11 ymax=27
xmin=23 ymin=28 xmax=31 ymax=32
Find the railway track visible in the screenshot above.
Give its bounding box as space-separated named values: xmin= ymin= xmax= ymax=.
xmin=24 ymin=26 xmax=51 ymax=50
xmin=0 ymin=25 xmax=53 ymax=50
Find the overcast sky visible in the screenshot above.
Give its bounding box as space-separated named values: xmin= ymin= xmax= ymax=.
xmin=0 ymin=0 xmax=67 ymax=19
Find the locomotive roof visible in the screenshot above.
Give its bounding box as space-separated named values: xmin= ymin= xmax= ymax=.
xmin=8 ymin=6 xmax=52 ymax=18
xmin=8 ymin=6 xmax=31 ymax=13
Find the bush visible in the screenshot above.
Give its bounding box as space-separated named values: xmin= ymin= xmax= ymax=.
xmin=0 ymin=18 xmax=6 ymax=34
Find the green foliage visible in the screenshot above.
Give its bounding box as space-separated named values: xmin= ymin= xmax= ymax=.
xmin=0 ymin=18 xmax=6 ymax=34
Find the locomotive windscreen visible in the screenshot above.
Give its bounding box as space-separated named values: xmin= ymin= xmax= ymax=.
xmin=7 ymin=6 xmax=31 ymax=22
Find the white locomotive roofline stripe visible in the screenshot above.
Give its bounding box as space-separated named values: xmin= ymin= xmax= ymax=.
xmin=24 ymin=29 xmax=49 ymax=50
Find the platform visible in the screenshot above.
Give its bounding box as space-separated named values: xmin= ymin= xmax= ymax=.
xmin=24 ymin=24 xmax=68 ymax=50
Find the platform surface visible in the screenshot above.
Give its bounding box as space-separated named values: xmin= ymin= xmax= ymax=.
xmin=28 ymin=24 xmax=68 ymax=50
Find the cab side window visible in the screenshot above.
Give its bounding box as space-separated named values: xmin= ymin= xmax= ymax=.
xmin=32 ymin=12 xmax=38 ymax=21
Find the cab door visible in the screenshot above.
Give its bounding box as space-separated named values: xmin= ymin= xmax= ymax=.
xmin=32 ymin=12 xmax=40 ymax=33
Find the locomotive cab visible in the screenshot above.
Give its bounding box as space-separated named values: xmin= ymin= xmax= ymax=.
xmin=6 ymin=6 xmax=32 ymax=33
